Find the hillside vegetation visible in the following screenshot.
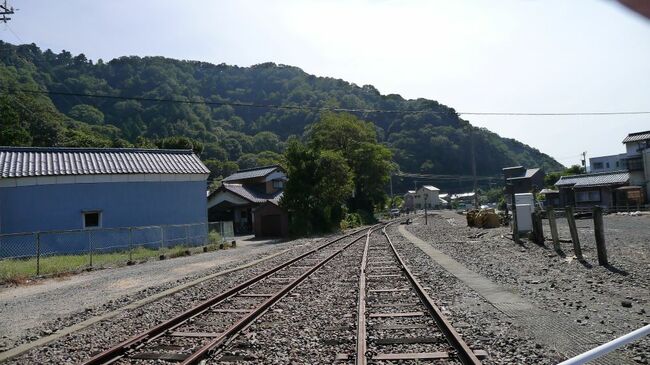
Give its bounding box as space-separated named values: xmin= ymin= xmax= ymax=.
xmin=0 ymin=41 xmax=563 ymax=186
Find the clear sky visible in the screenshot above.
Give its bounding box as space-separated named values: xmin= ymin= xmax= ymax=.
xmin=2 ymin=0 xmax=649 ymax=167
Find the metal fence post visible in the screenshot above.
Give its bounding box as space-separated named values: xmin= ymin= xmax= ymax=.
xmin=160 ymin=225 xmax=165 ymax=250
xmin=36 ymin=232 xmax=41 ymax=276
xmin=128 ymin=227 xmax=133 ymax=263
xmin=88 ymin=230 xmax=93 ymax=268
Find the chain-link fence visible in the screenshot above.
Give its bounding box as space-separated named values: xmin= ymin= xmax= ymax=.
xmin=0 ymin=221 xmax=234 ymax=282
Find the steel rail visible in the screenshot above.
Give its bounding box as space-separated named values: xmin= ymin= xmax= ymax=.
xmin=81 ymin=226 xmax=369 ymax=365
xmin=181 ymin=224 xmax=383 ymax=364
xmin=355 ymin=225 xmax=374 ymax=365
xmin=381 ymin=223 xmax=482 ymax=365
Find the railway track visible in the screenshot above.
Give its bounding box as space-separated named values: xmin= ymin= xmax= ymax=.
xmin=79 ymin=219 xmax=483 ymax=364
xmin=350 ymin=222 xmax=483 ymax=364
xmin=80 ymin=226 xmax=375 ymax=365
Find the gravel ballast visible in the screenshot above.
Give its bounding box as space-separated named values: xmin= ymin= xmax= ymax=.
xmin=0 ymin=231 xmax=358 ymax=364
xmin=404 ymin=211 xmax=649 ymax=364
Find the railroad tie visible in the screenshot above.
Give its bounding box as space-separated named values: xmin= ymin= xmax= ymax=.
xmin=368 ymin=311 xmax=425 ymax=318
xmin=374 ymin=336 xmax=441 ymax=345
xmin=372 ymin=352 xmax=449 ymax=360
xmin=366 ymin=274 xmax=406 ymax=279
xmin=368 ymin=288 xmax=411 ymax=293
xmin=237 ymin=293 xmax=273 ymax=298
xmin=169 ymin=331 xmax=221 ymax=338
xmin=129 ymin=352 xmax=189 ymax=361
xmin=212 ymin=308 xmax=252 ymax=313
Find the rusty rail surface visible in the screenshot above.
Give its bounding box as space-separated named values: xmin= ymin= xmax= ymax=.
xmin=81 ymin=226 xmax=372 ymax=365
xmin=355 ymin=225 xmax=376 ymax=365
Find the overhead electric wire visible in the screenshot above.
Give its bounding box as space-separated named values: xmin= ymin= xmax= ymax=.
xmin=393 ymin=172 xmax=500 ymax=181
xmin=5 ymin=88 xmax=650 ymax=116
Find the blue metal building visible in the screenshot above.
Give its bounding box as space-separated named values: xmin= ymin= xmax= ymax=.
xmin=0 ymin=147 xmax=209 ymax=254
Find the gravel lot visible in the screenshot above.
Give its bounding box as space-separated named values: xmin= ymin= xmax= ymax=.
xmin=405 ymin=211 xmax=650 ymax=364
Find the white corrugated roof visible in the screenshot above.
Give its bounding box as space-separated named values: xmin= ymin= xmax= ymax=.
xmin=0 ymin=147 xmax=209 ymax=178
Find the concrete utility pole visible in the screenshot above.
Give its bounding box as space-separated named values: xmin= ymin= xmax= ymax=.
xmin=424 ymin=193 xmax=428 ymax=225
xmin=389 ymin=174 xmax=393 ymax=207
xmin=0 ymin=0 xmax=15 ymax=23
xmin=470 ymin=128 xmax=478 ymax=209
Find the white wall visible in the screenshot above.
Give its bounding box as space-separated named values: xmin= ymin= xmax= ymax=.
xmin=589 ymin=154 xmax=625 ymax=172
xmin=413 ymin=188 xmax=440 ymax=209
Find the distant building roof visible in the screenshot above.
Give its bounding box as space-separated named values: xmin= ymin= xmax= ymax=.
xmin=439 ymin=193 xmax=449 ymax=198
xmin=218 ymin=183 xmax=283 ymax=204
xmin=222 ymin=165 xmax=284 ymax=182
xmin=0 ymin=147 xmax=209 ymax=178
xmin=420 ymin=185 xmax=440 ymax=191
xmin=555 ymin=171 xmax=630 ymax=188
xmin=451 ymin=192 xmax=475 ymax=199
xmin=507 ymin=168 xmax=542 ymax=180
xmin=622 ymin=130 xmax=650 ymax=143
xmin=539 ymin=188 xmax=559 ymax=195
xmin=404 ymin=190 xmax=416 ymax=195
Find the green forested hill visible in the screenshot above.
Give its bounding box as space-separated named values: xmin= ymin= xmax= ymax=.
xmin=0 ymin=41 xmax=563 ymax=187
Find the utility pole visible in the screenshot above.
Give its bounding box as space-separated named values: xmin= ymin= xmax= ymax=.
xmin=389 ymin=174 xmax=394 ymax=207
xmin=0 ymin=1 xmax=15 ymax=23
xmin=581 ymin=151 xmax=587 ymax=171
xmin=470 ymin=127 xmax=478 ymax=209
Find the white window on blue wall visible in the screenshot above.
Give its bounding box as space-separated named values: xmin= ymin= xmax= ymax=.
xmin=83 ymin=211 xmax=102 ymax=229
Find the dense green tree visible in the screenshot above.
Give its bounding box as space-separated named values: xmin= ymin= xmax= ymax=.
xmin=544 ymin=164 xmax=586 ymax=188
xmin=155 ymin=136 xmax=204 ymax=154
xmin=281 ymin=138 xmax=353 ymax=234
xmin=308 ymin=113 xmax=392 ymax=213
xmin=203 ymin=143 xmax=228 ymax=161
xmin=252 ymin=131 xmax=282 ymax=153
xmin=68 ymin=104 xmax=105 ymax=125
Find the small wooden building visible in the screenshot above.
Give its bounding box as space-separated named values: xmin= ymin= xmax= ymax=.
xmin=207 ymin=165 xmax=288 ymax=237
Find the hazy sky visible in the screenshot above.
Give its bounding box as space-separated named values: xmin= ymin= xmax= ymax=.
xmin=2 ymin=0 xmax=649 ymax=167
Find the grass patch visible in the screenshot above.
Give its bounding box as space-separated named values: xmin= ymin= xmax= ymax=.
xmin=1 ymin=239 xmax=234 ymax=283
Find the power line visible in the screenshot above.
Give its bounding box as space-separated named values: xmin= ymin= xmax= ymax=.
xmin=6 ymin=88 xmax=650 ymax=116
xmin=7 ymin=88 xmax=442 ymax=114
xmin=394 ymin=172 xmax=499 ymax=181
xmin=460 ymin=111 xmax=650 ymax=116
